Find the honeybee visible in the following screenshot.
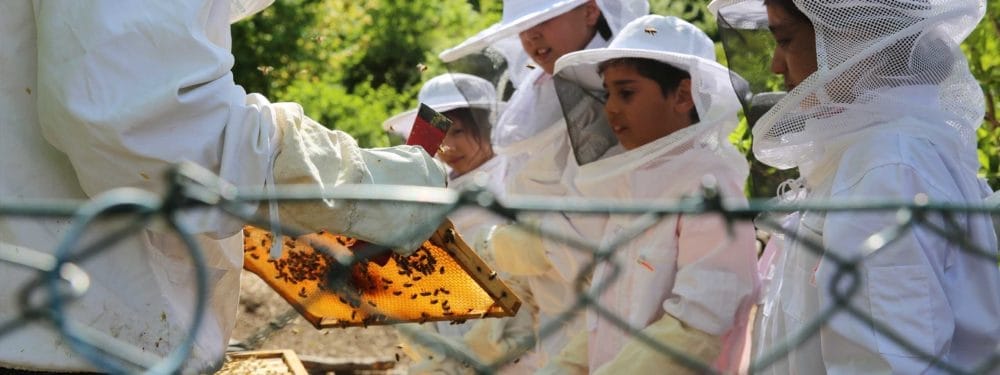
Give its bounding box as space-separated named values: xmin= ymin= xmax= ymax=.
xmin=310 ymin=33 xmax=326 ymax=43
xmin=416 ymin=63 xmax=429 ymax=73
xmin=257 ymin=65 xmax=275 ymax=76
xmin=525 ymin=64 xmax=536 ymax=70
xmin=644 ymin=26 xmax=658 ymax=36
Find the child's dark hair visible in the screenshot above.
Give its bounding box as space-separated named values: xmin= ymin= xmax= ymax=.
xmin=763 ymin=0 xmax=811 ymax=25
xmin=443 ymin=107 xmax=493 ymax=144
xmin=598 ymin=58 xmax=699 ymax=123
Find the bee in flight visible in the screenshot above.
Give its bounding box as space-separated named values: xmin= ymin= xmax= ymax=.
xmin=644 ymin=26 xmax=658 ymax=36
xmin=257 ymin=65 xmax=274 ymax=76
xmin=416 ymin=63 xmax=429 ymax=73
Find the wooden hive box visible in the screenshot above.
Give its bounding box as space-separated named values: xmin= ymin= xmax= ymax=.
xmin=218 ymin=350 xmax=308 ymax=375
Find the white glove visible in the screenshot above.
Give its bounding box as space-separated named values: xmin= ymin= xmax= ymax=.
xmin=536 ymin=329 xmax=589 ymax=375
xmin=400 ymin=325 xmax=477 ymax=375
xmin=268 ymin=103 xmax=448 ymax=254
xmin=463 ymin=276 xmax=539 ymax=365
xmin=487 ymin=224 xmax=552 ymax=276
xmin=592 ymin=313 xmax=722 ymax=375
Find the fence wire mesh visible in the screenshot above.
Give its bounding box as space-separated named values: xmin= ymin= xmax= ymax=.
xmin=0 ymin=162 xmax=997 ymax=374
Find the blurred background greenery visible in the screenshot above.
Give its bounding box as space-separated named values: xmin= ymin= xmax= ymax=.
xmin=232 ymin=0 xmax=999 ymax=196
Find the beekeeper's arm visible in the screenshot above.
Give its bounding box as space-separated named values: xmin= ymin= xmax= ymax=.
xmin=818 ymin=164 xmax=964 ymax=374
xmin=33 ymin=1 xmax=445 ymax=251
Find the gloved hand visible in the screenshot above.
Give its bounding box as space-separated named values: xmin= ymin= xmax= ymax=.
xmin=463 ymin=276 xmax=539 ymax=366
xmin=400 ymin=325 xmax=476 ymax=375
xmin=536 ymin=329 xmax=589 ymax=375
xmin=592 ymin=313 xmax=722 ymax=375
xmin=487 ymin=224 xmax=552 ymax=276
xmin=268 ymin=103 xmax=449 ymax=254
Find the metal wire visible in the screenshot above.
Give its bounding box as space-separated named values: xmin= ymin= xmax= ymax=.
xmin=0 ymin=161 xmax=997 ymax=374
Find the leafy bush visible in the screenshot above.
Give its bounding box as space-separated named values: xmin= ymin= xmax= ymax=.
xmin=232 ymin=0 xmax=999 ymax=192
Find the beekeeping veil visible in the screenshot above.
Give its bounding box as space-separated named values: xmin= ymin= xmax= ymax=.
xmin=710 ymin=0 xmax=986 ymax=170
xmin=554 ymin=15 xmax=744 ymax=163
xmin=229 ymin=0 xmax=273 ymax=23
xmin=437 ymin=0 xmax=649 ymax=155
xmin=382 ymin=73 xmax=503 ymax=145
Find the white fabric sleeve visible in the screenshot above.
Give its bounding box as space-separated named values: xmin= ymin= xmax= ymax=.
xmin=818 ymin=164 xmax=970 ymax=374
xmin=33 ymin=1 xmax=446 ymax=248
xmin=662 ymin=206 xmax=758 ymax=335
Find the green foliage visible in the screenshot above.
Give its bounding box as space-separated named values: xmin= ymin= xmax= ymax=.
xmin=231 ymin=0 xmax=500 ymax=148
xmin=963 ymin=0 xmax=1000 ymax=189
xmin=231 ymin=0 xmax=999 ymax=191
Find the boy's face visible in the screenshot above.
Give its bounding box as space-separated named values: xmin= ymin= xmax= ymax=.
xmin=438 ymin=115 xmax=493 ymax=176
xmin=766 ymin=3 xmax=818 ymax=91
xmin=519 ymin=1 xmax=601 ymax=74
xmin=602 ymin=64 xmax=695 ymax=150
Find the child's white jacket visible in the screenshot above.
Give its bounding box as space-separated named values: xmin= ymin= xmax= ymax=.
xmin=575 ymin=127 xmax=759 ymax=373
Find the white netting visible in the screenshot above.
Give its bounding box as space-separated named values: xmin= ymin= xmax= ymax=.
xmin=439 ymin=0 xmax=649 ymax=65
xmin=750 ymin=0 xmax=986 ymax=169
xmin=596 ymin=0 xmax=651 ymax=35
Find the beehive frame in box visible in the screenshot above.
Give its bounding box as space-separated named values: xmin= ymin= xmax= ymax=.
xmin=243 ymin=220 xmax=521 ymax=328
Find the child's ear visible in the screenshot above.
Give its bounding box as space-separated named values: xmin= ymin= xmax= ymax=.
xmin=673 ymin=79 xmax=696 ymax=117
xmin=584 ymin=0 xmax=602 ymax=27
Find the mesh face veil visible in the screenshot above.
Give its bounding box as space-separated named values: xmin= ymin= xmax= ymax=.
xmin=711 ymin=0 xmax=986 ymax=170
xmin=437 ymin=0 xmax=649 ymax=153
xmin=439 ymin=0 xmax=650 ymax=64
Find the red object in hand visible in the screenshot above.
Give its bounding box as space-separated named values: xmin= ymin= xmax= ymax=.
xmin=406 ymin=103 xmax=453 ymax=156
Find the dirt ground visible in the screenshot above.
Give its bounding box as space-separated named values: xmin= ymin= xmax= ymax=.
xmin=230 ymin=270 xmax=412 ymax=374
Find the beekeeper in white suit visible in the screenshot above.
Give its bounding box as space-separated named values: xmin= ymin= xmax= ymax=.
xmin=544 ymin=15 xmax=759 ymax=374
xmin=709 ymin=0 xmax=1000 ymax=373
xmin=0 ymin=0 xmax=446 ymax=372
xmin=438 ymin=0 xmax=649 ymax=370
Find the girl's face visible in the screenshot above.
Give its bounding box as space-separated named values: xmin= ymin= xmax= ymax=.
xmin=519 ymin=1 xmax=601 ymax=74
xmin=766 ymin=3 xmax=817 ymax=91
xmin=602 ymin=64 xmax=695 ymax=150
xmin=438 ymin=115 xmax=493 ymax=176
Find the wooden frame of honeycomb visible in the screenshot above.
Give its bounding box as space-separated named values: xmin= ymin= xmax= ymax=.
xmin=243 ymin=220 xmax=521 ymax=329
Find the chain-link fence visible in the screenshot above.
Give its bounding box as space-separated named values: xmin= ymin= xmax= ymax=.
xmin=1 ymin=162 xmax=998 ymax=374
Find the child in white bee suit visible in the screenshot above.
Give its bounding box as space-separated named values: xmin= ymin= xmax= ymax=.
xmin=438 ymin=0 xmax=649 ymax=370
xmin=0 ymin=1 xmax=447 ymax=372
xmin=709 ymin=0 xmax=1000 ymax=373
xmin=538 ymin=15 xmax=759 ymax=374
xmin=381 ymin=74 xmax=537 ymax=374
xmin=384 ymin=73 xmax=510 ymax=255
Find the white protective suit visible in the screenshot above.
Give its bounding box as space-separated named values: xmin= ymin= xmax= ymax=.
xmin=709 ymin=0 xmax=1000 ymax=373
xmin=0 ymin=1 xmax=445 ymax=372
xmin=550 ymin=15 xmax=759 ymax=374
xmin=440 ymin=1 xmax=650 ymax=369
